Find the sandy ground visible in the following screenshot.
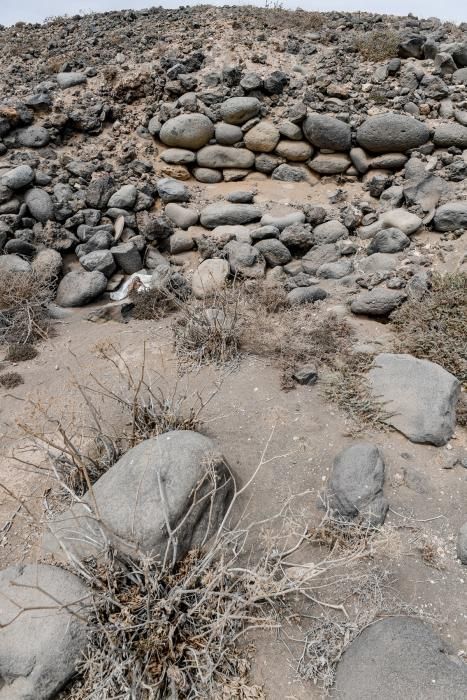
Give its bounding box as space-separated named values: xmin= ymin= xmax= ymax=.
xmin=0 ymin=300 xmax=466 ymax=698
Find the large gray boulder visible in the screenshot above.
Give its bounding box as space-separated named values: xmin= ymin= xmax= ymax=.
xmin=220 ymin=97 xmax=261 ymax=125
xmin=433 ymin=123 xmax=467 ymax=148
xmin=0 ymin=563 xmax=89 ymax=700
xmin=157 ymin=178 xmax=189 ymax=203
xmin=43 ymin=431 xmax=234 ymax=562
xmin=24 ymin=188 xmax=54 ymax=222
xmin=357 ymin=113 xmax=430 ymax=153
xmin=327 ymin=443 xmax=388 ymax=526
xmin=335 ymin=617 xmax=467 ymax=700
xmin=433 ymin=202 xmax=467 ymax=231
xmin=197 ymin=145 xmax=255 ymax=169
xmin=368 ymin=354 xmax=460 ymax=446
xmin=350 ymin=289 xmax=406 ymax=316
xmin=302 ymin=113 xmax=351 ymax=151
xmin=200 ymin=203 xmax=262 ymax=229
xmin=55 ymin=270 xmax=107 ymax=307
xmin=159 ymin=114 xmax=214 ymax=149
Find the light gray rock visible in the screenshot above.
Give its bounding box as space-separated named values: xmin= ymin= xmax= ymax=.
xmin=279 ymin=222 xmax=314 ymax=249
xmin=287 ymin=286 xmax=327 ymax=305
xmin=254 ymin=238 xmax=292 ymax=266
xmin=215 ymin=122 xmax=243 ymax=145
xmin=80 ymin=249 xmax=116 ymax=277
xmin=261 ymin=210 xmax=305 ymax=231
xmin=192 ymin=167 xmax=222 ymax=183
xmin=111 ymin=241 xmax=143 ymax=273
xmin=358 ymin=253 xmax=399 ymax=274
xmin=368 ymin=353 xmax=460 ymax=446
xmin=169 ymin=231 xmax=194 ymax=254
xmin=43 ymin=431 xmax=234 ymax=561
xmin=317 ymin=258 xmax=353 ymax=279
xmin=457 ymin=523 xmax=467 ymax=564
xmin=303 ymin=113 xmax=351 ymax=151
xmin=220 ymin=97 xmax=261 ymax=125
xmin=351 ymin=288 xmax=406 ymax=316
xmin=433 ymin=123 xmax=467 ymax=148
xmin=244 ymin=121 xmax=280 ymax=153
xmin=157 ymin=178 xmax=189 ymax=203
xmin=200 ymin=203 xmax=261 ymax=229
xmin=308 ymin=153 xmax=351 ymax=174
xmin=335 ymin=617 xmax=467 ymax=700
xmin=302 ymin=243 xmax=340 ymax=275
xmin=313 ymin=220 xmax=348 ymax=244
xmin=160 ymin=148 xmax=196 ymax=165
xmin=0 ymin=254 xmax=31 ymax=273
xmin=0 ymin=563 xmax=89 ymax=700
xmin=192 ymin=258 xmax=229 ymax=298
xmin=16 ymin=126 xmax=50 ymax=148
xmin=225 ymin=240 xmax=266 ymax=277
xmin=275 ymin=140 xmax=312 ymax=161
xmin=107 ymin=184 xmax=138 ymax=209
xmin=165 ymin=203 xmax=199 ymax=229
xmin=452 ymin=67 xmax=467 ymax=84
xmin=55 ymin=270 xmax=107 ymax=307
xmin=55 ymin=71 xmax=87 ymax=88
xmin=371 ymin=152 xmax=408 ymax=170
xmin=433 ymin=202 xmax=467 ymax=231
xmin=357 ymin=113 xmax=430 ymax=153
xmin=197 ymin=145 xmax=255 ymax=169
xmin=1 ymin=165 xmax=34 ymax=190
xmin=24 ymin=188 xmax=53 ymax=222
xmin=367 ymin=227 xmax=410 ymax=254
xmin=159 ymin=114 xmax=214 ymax=149
xmin=327 ymin=443 xmax=388 ymax=526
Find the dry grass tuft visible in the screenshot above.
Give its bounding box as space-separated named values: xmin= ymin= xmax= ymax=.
xmin=0 ymin=270 xmax=53 ymax=345
xmin=129 ymin=285 xmax=179 ymax=320
xmin=323 ymin=353 xmax=391 ymax=431
xmin=173 ymin=288 xmax=243 ymax=370
xmin=353 ymin=29 xmax=400 ymax=61
xmin=0 ymin=371 xmax=24 ymax=389
xmin=391 ymin=272 xmax=467 ymax=387
xmin=6 ymin=343 xmax=38 ymax=362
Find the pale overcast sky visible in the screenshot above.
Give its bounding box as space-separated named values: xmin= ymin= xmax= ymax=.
xmin=1 ymin=0 xmax=466 ymax=26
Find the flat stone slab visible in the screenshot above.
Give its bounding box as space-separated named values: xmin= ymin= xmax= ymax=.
xmin=368 ymin=353 xmax=460 ymax=446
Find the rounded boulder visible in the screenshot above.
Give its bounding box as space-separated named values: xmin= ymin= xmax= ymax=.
xmin=159 ymin=114 xmax=214 ymax=149
xmin=357 ymin=113 xmax=430 ymax=153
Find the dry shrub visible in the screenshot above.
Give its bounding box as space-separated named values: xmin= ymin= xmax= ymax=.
xmin=0 ymin=371 xmax=23 ymax=389
xmin=353 ymin=29 xmax=400 ymax=61
xmin=391 ymin=272 xmax=467 ymax=386
xmin=260 ymin=6 xmax=324 ymax=31
xmin=129 ymin=286 xmax=179 ymax=320
xmin=173 ymin=288 xmax=243 ymax=370
xmin=16 ymin=343 xmax=217 ymax=497
xmin=243 ymin=301 xmax=353 ymax=390
xmin=0 ymin=270 xmax=53 ymax=345
xmin=323 ymin=353 xmax=391 ymax=431
xmin=51 ymin=434 xmax=399 ymax=699
xmin=6 ymin=343 xmax=38 ymax=362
